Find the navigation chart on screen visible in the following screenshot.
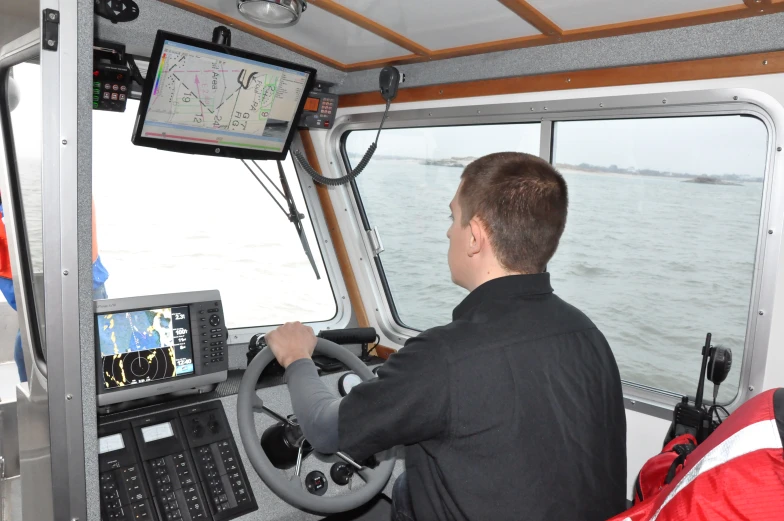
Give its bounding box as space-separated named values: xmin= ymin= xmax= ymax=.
xmin=139 ymin=40 xmax=309 ymax=151
xmin=98 ymin=307 xmax=194 ymax=389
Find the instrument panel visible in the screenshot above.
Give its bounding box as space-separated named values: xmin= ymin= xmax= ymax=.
xmin=98 ymin=401 xmax=257 ymax=521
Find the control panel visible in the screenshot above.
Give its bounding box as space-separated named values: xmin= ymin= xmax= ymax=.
xmin=95 ymin=291 xmax=229 ymax=407
xmin=93 ymin=63 xmax=130 ymax=111
xmin=190 ymin=300 xmax=228 ymax=373
xmin=298 ymin=81 xmax=338 ymax=130
xmin=99 ymin=401 xmax=256 ymax=521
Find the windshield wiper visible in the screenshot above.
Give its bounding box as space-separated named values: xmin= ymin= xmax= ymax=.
xmin=241 ymin=159 xmax=320 ymax=280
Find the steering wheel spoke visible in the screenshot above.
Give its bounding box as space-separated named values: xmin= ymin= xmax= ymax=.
xmin=237 ymin=338 xmax=395 ymax=514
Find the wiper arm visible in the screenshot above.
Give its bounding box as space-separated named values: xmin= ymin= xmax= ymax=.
xmin=240 ymin=159 xmax=320 ymax=280
xmin=276 ymin=160 xmax=320 ymax=280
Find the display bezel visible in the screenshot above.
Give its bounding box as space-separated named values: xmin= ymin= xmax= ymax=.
xmin=131 ymin=30 xmax=317 ymax=160
xmin=95 ymin=304 xmax=196 ymax=394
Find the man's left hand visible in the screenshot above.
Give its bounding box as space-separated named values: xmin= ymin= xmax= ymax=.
xmin=265 ymin=322 xmax=317 ymax=368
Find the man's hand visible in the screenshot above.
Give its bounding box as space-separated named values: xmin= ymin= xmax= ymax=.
xmin=265 ymin=322 xmax=317 ymax=368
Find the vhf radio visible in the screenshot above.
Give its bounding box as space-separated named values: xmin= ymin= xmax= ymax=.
xmin=664 ymin=332 xmax=733 ymax=444
xmin=93 ymin=39 xmax=131 ymax=112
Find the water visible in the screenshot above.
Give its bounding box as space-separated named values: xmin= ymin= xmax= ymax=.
xmin=357 ymin=160 xmax=764 ymax=400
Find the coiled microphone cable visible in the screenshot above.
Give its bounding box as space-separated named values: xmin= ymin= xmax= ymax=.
xmin=293 ymin=99 xmax=391 ymax=187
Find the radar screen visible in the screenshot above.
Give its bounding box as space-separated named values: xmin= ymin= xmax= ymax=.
xmin=97 ymin=306 xmax=194 ymax=389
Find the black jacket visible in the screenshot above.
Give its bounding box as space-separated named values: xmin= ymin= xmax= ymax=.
xmin=339 ymin=273 xmax=627 ymax=521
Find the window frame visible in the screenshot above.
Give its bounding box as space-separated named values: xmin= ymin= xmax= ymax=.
xmin=0 ymin=34 xmax=47 ymax=378
xmin=333 ymin=89 xmax=781 ymax=416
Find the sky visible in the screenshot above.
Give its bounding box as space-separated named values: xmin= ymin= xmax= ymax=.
xmin=347 ymin=114 xmax=770 ymax=178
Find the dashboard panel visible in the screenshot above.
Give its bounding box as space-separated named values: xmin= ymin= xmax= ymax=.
xmin=99 ymin=367 xmax=404 ymax=521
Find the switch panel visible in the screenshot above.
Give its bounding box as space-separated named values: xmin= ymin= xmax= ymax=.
xmin=99 ymin=401 xmax=256 ymax=521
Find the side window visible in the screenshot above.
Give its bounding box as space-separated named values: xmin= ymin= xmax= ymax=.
xmin=345 ymin=124 xmax=541 ymax=330
xmin=5 ymin=62 xmax=46 ymax=348
xmin=92 ymin=100 xmax=336 ymax=329
xmin=550 ymin=116 xmax=767 ymax=401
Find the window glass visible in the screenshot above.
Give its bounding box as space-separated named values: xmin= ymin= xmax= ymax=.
xmin=346 ymin=124 xmax=541 ymax=330
xmin=6 ymin=62 xmax=46 ymax=349
xmin=549 ymin=116 xmax=766 ymax=401
xmin=92 ymin=100 xmax=336 ymax=328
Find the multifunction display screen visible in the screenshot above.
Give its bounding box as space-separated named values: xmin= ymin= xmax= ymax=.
xmin=97 ymin=306 xmax=194 ymax=389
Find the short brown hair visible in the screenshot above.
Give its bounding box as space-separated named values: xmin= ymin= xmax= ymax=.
xmin=459 ymin=152 xmax=568 ymax=273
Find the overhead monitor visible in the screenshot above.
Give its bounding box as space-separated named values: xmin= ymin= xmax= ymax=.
xmin=95 ymin=290 xmax=228 ymax=406
xmin=132 ymin=30 xmax=316 ymax=160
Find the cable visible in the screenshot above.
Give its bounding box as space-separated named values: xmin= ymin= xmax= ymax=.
xmin=294 ymin=100 xmax=391 ymax=186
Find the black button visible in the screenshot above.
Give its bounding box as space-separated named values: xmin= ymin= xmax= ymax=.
xmin=100 ymin=472 xmax=114 ymax=483
xmin=199 ymin=310 xmax=205 ymax=314
xmin=164 ymin=492 xmax=176 ymax=502
xmin=209 ymin=315 xmax=220 ymax=326
xmin=200 ymin=318 xmax=207 ymax=322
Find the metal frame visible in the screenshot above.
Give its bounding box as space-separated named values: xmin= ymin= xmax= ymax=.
xmin=38 ymin=1 xmax=90 ymax=519
xmin=328 ymin=88 xmax=784 ymax=417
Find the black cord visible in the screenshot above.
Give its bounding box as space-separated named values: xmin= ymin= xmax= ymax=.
xmin=294 ymin=100 xmax=391 ymax=186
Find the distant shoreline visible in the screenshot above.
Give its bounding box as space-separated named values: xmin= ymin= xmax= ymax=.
xmin=344 ymin=155 xmax=762 ymax=184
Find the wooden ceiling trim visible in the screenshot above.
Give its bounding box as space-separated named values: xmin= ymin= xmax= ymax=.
xmin=563 ymin=4 xmax=782 ymax=39
xmin=345 ymin=4 xmax=784 ymax=70
xmin=344 ymin=54 xmax=424 ymax=72
xmin=159 ymin=0 xmax=349 ymax=71
xmin=744 ymin=0 xmax=772 ymax=9
xmin=497 ymin=0 xmax=562 ymax=36
xmin=339 ymin=50 xmax=784 ymax=107
xmin=161 ymin=1 xmax=784 ymax=73
xmin=308 ymin=0 xmax=431 ymax=57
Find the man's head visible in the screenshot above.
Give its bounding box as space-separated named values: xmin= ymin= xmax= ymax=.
xmin=447 ymin=152 xmax=568 ymax=291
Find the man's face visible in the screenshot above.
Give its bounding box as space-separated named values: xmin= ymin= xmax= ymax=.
xmin=447 ymin=183 xmax=473 ymax=289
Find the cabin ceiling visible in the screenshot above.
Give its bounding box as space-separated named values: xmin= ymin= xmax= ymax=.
xmin=163 ymin=0 xmax=784 ymax=71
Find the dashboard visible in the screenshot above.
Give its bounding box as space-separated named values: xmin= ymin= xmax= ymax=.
xmin=95 ymin=290 xmax=402 ymax=521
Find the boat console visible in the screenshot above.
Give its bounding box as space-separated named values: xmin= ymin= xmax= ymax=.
xmin=93 ymin=290 xmax=394 ymax=521
xmin=98 ymin=401 xmax=257 ymax=521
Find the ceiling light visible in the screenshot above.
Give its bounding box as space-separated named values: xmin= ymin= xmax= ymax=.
xmin=237 ymin=0 xmax=307 ymax=28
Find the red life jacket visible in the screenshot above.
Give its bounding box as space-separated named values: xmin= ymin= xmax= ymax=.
xmin=0 ymin=207 xmax=13 ymax=280
xmin=608 ymin=388 xmax=784 ymax=521
xmin=633 ymin=433 xmax=698 ymax=504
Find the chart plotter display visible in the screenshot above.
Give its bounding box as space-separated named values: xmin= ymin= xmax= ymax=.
xmin=132 ymin=31 xmax=316 ymax=160
xmin=97 ymin=306 xmax=195 ymax=389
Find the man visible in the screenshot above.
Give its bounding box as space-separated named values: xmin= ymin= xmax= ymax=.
xmin=267 ymin=152 xmax=627 ymax=521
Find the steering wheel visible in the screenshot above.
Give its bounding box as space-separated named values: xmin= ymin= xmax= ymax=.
xmin=237 ymin=338 xmax=396 ymax=514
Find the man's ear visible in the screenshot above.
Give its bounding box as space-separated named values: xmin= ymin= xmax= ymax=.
xmin=467 ymin=218 xmax=484 ymax=256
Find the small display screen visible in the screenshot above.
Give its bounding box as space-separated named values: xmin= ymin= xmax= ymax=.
xmin=97 ymin=306 xmax=194 ymax=389
xmin=136 ymin=37 xmax=312 ymax=154
xmin=303 ymin=97 xmax=320 ymax=112
xmin=141 ymin=422 xmax=174 ymax=443
xmin=98 ymin=433 xmax=125 ymax=454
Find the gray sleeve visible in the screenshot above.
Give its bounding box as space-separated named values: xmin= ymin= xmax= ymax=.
xmin=284 ymin=358 xmax=341 ymax=453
